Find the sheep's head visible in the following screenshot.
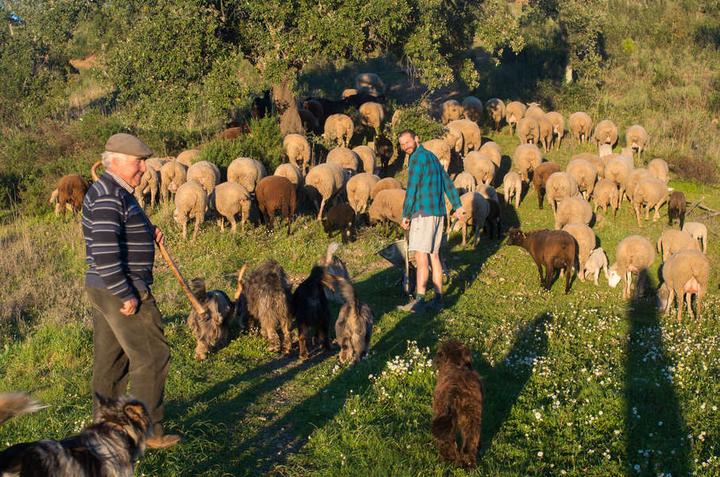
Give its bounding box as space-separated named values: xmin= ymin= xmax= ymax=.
xmin=607 ymin=265 xmax=622 ymax=288
xmin=505 ymin=228 xmax=525 ymax=246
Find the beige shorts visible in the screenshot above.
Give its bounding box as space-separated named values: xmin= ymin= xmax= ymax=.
xmin=408 ymin=214 xmax=444 ymax=254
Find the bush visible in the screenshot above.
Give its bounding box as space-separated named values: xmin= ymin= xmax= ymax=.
xmin=667 ymin=154 xmax=719 ymax=184
xmin=390 ymin=103 xmax=445 ymax=143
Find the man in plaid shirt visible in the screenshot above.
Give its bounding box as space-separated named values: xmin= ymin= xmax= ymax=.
xmin=397 ymin=130 xmax=465 ymax=313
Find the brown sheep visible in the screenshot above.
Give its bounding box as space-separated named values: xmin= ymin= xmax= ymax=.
xmin=51 ymin=174 xmax=89 ymax=215
xmin=668 ymin=190 xmax=686 ymax=229
xmin=506 ymin=228 xmax=577 ymax=293
xmin=255 ymin=176 xmax=297 ymax=234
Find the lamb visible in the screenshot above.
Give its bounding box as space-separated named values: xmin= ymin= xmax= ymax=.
xmin=594 ymin=119 xmax=619 ymax=147
xmin=658 ymin=250 xmax=710 ymax=322
xmin=327 ymin=147 xmax=361 ymax=172
xmin=187 ymin=278 xmax=235 ymax=360
xmin=648 ymin=158 xmax=669 ymax=183
xmin=607 ymin=235 xmax=656 ymax=299
xmin=214 ymin=181 xmax=251 ymax=232
xmin=604 ymin=154 xmax=634 ymax=205
xmin=441 ymin=99 xmax=464 ymax=125
xmin=532 ymin=161 xmax=561 ymax=209
xmin=346 ymin=172 xmax=380 ymax=215
xmin=505 ymin=101 xmax=527 ymax=134
xmin=568 ymin=112 xmax=593 ymax=145
xmin=682 ymin=222 xmax=708 ymax=253
xmin=187 ymin=160 xmax=222 ymax=195
xmin=656 ymin=229 xmax=700 ymax=261
xmin=454 ymin=172 xmax=477 ymax=195
xmin=668 ymin=190 xmax=686 ymax=229
xmin=583 ymin=248 xmax=609 ymax=285
xmin=424 ymin=138 xmax=452 ymax=171
xmin=368 ymin=188 xmax=406 ymax=232
xmin=631 ymin=177 xmax=669 ymax=226
xmin=359 ymin=101 xmax=385 ymax=137
xmin=323 ymin=202 xmax=356 ymax=244
xmin=485 ymin=98 xmax=505 ymax=130
xmin=324 ymin=113 xmax=354 ymax=147
xmin=305 ymin=162 xmax=345 ymax=220
xmin=446 ymin=119 xmax=482 ymax=156
xmin=562 ymin=223 xmax=596 ymax=275
xmin=371 ymin=177 xmax=402 ymax=199
xmin=555 ymin=196 xmax=593 ymax=230
xmin=328 ymin=273 xmax=374 ymax=364
xmin=235 ymin=260 xmax=294 ymax=354
xmin=592 ymin=178 xmax=620 ymax=216
xmin=50 ymin=174 xmax=88 ymax=215
xmin=502 ymin=171 xmax=523 ymax=208
xmin=516 ymin=117 xmax=541 ymax=145
xmin=478 ymin=141 xmax=502 ymax=169
xmin=625 ymin=124 xmax=649 ymax=157
xmin=566 ymin=158 xmax=597 ymax=199
xmin=463 ymin=151 xmax=496 ymax=186
xmin=283 ymin=134 xmax=311 ymax=174
xmin=255 ymin=175 xmax=297 ymax=234
xmin=461 ymin=96 xmax=484 ymax=123
xmin=571 ymin=152 xmax=604 ymax=178
xmin=355 ymin=72 xmax=385 ymax=97
xmin=544 ymin=111 xmax=565 ymax=150
xmin=352 ymin=145 xmax=377 ymax=174
xmin=545 ymin=172 xmax=579 ymax=213
xmin=506 ymin=228 xmax=577 ymax=293
xmin=274 ymin=163 xmax=303 ymax=188
xmin=176 ymin=148 xmax=200 ymax=167
xmin=173 ymin=180 xmax=208 ymax=240
xmin=512 ymin=143 xmax=543 ymax=182
xmin=448 ymin=191 xmax=490 ymax=247
xmin=227 ymin=157 xmax=266 ymax=193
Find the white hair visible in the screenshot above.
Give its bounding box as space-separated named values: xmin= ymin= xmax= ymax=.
xmin=101 ymin=151 xmax=135 ymax=168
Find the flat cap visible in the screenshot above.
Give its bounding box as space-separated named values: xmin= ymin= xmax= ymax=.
xmin=104 ymin=133 xmax=153 ymax=158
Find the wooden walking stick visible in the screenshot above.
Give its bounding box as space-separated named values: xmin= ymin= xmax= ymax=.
xmin=157 ymin=241 xmax=208 ymax=318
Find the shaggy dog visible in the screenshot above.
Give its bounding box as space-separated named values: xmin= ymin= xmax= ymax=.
xmin=327 ymin=274 xmax=374 ymax=364
xmin=431 ymin=340 xmax=484 ymax=468
xmin=291 ymin=265 xmax=332 ymax=360
xmin=188 ymin=278 xmax=236 ymax=360
xmin=0 ymin=393 xmax=152 ymax=476
xmin=0 ymin=392 xmax=44 ymax=426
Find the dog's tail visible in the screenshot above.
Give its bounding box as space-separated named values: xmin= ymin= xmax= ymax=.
xmin=0 ymin=392 xmax=45 ymax=426
xmin=0 ymin=441 xmax=35 ymax=474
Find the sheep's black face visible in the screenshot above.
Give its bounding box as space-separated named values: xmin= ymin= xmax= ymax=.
xmin=506 ymin=228 xmax=524 ymax=246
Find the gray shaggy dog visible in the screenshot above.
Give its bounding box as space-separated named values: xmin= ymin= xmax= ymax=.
xmin=327 ymin=273 xmax=374 ymax=364
xmin=188 ymin=278 xmax=236 ymax=360
xmin=0 ymin=393 xmax=152 ymax=477
xmin=235 ymin=260 xmax=294 ymax=354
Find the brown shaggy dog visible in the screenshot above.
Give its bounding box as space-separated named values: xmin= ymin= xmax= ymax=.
xmin=50 ymin=174 xmax=89 ymax=215
xmin=188 ymin=278 xmax=236 ymax=360
xmin=432 ymin=340 xmax=484 ymax=468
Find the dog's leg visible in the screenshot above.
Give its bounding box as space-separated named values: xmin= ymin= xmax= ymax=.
xmin=298 ymin=322 xmax=309 ymax=360
xmin=263 ymin=321 xmax=281 ymax=353
xmin=459 ymin=417 xmax=480 ymax=468
xmin=194 ymin=341 xmax=208 ymax=360
xmin=432 ymin=414 xmax=459 ymax=464
xmin=280 ymin=318 xmax=293 ymax=355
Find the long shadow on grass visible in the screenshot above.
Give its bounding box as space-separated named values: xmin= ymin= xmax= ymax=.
xmin=624 ymin=271 xmax=692 ymax=476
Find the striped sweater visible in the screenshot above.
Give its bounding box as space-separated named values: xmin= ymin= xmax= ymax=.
xmin=82 ymin=173 xmax=156 ymax=300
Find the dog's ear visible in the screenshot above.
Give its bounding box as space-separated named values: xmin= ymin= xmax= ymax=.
xmin=94 ymin=392 xmax=113 ymax=408
xmin=123 ymin=401 xmax=149 ymax=428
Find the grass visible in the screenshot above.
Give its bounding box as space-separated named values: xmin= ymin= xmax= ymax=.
xmin=1 ymin=124 xmax=719 ymax=475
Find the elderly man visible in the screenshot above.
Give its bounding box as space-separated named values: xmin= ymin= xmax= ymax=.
xmin=397 ymin=129 xmax=465 ymax=313
xmin=82 ymin=133 xmax=179 ymax=449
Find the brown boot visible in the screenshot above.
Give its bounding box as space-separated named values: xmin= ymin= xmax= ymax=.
xmin=146 ymin=433 xmax=182 ymax=449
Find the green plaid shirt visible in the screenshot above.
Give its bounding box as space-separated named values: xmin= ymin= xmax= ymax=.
xmin=402 ymin=145 xmax=462 ymax=218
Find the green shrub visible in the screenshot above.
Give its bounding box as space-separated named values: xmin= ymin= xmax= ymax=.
xmin=390 ymin=103 xmax=444 ymax=143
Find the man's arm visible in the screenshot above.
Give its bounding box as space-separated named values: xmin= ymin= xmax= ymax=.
xmin=402 ymin=153 xmax=424 ymax=219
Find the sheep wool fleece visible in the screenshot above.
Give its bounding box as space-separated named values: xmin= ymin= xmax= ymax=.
xmin=402 ymin=145 xmax=462 ymax=218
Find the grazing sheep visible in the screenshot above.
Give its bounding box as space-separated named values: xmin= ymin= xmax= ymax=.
xmin=532 ymin=161 xmax=561 ymax=209
xmin=359 ymin=102 xmax=385 ymax=137
xmin=631 ymin=177 xmax=669 ymax=226
xmin=657 ymin=229 xmax=700 ymax=262
xmin=283 ymin=134 xmax=311 ymax=174
xmin=305 ymin=163 xmax=345 ymax=220
xmin=572 ymin=152 xmax=604 ymax=178
xmin=355 ymin=72 xmax=385 ymax=97
xmin=176 ymin=148 xmax=200 ymax=167
xmin=447 ymin=119 xmax=482 ymax=156
xmin=475 ymin=183 xmax=499 ymax=204
xmin=187 ymin=160 xmax=222 ymax=195
xmin=235 ymin=260 xmax=294 ymax=354
xmin=625 ymin=168 xmax=653 ymax=203
xmin=371 ymin=177 xmax=403 ymax=199
xmin=658 ymin=250 xmax=710 ymax=322
xmin=525 ymin=103 xmax=545 ymax=120
xmin=442 ymin=128 xmax=464 ymax=157
xmin=327 ymin=147 xmax=361 ymax=173
xmin=545 ymin=111 xmax=565 ymax=150
xmin=513 ymin=143 xmax=543 ymax=182
xmin=324 ymin=114 xmax=354 ymax=147
xmin=135 ymin=157 xmax=167 ymax=208
xmin=462 ymin=96 xmax=484 ymax=123
xmin=604 ymin=154 xmax=634 ymax=205
xmin=566 ymin=158 xmax=598 ymax=199
xmin=562 ymin=223 xmax=596 ymax=275
xmin=227 ymin=157 xmax=266 ymax=193
xmin=51 ymin=174 xmax=88 ymax=215
xmin=682 ymin=222 xmax=708 ymax=253
xmin=441 ymin=99 xmax=464 ymax=125
xmin=329 ymin=273 xmax=374 ymax=364
xmin=341 ymin=88 xmax=358 ymax=99
xmin=568 ymin=112 xmax=593 ymax=145
xmin=505 ymin=101 xmax=527 ymax=134
xmin=478 ymin=141 xmax=502 ymax=169
xmin=536 ymin=116 xmax=553 ymax=152
xmin=352 ymin=145 xmax=377 ymax=174
xmin=173 ymin=180 xmax=208 ymax=240
xmin=503 ymin=171 xmax=523 ymax=208
xmin=555 ymin=196 xmax=593 ymax=230
xmin=274 ymin=163 xmax=303 ymax=188
xmin=447 ymin=191 xmax=489 ymax=247
xmin=506 ymin=228 xmax=577 ymax=293
xmin=583 ymin=248 xmax=609 ymax=286
xmin=607 ymin=235 xmax=656 ymax=299
xmin=454 ymin=172 xmax=477 ymax=195
xmin=593 ymin=178 xmax=620 ymax=216
xmin=594 ymin=119 xmax=619 ymax=147
xmin=160 ymin=160 xmax=188 ymax=202
xmin=323 ymin=202 xmax=356 ymax=244
xmin=346 ymin=172 xmax=380 ymax=216
xmin=255 ymin=175 xmax=297 ymax=234
xmin=517 ymin=117 xmax=541 ymax=145
xmin=214 ymin=181 xmax=251 ymax=232
xmin=424 ymin=139 xmax=452 ymax=171
xmin=368 ymin=188 xmax=406 ymax=232
xmin=545 ymin=172 xmax=579 ymax=213
xmin=187 ymin=278 xmax=235 ymax=360
xmin=464 ymin=151 xmax=496 ymax=186
xmin=648 ymin=158 xmax=669 ymax=183
xmin=625 ymin=124 xmax=649 ymax=157
xmin=485 ymin=98 xmax=506 ymax=130
xmin=668 ymin=190 xmax=686 ymax=229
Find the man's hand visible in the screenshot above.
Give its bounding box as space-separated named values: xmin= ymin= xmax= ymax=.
xmin=120 ymin=297 xmax=139 ymax=316
xmin=153 ymin=226 xmax=164 ymax=245
xmin=401 ymin=217 xmax=411 ymax=230
xmin=453 ymin=207 xmax=466 ymax=222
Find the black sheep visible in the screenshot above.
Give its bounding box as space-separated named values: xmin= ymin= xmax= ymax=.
xmin=323 ymin=202 xmax=356 ymax=244
xmin=668 ymin=190 xmax=686 ymax=229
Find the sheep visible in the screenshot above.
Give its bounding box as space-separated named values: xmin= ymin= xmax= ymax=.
xmin=50 ymin=174 xmax=88 ymax=215
xmin=424 ymin=139 xmax=452 ymax=171
xmin=324 ymin=114 xmax=354 ymax=147
xmin=607 ymin=235 xmax=656 ymax=299
xmin=631 ymin=177 xmax=669 ymax=226
xmin=485 ymin=98 xmax=506 ymax=130
xmin=545 ymin=111 xmax=565 ymax=150
xmin=625 ymin=124 xmax=649 ymax=157
xmin=545 ymin=172 xmax=579 ymax=213
xmin=373 ymin=135 xmax=394 ymax=174
xmin=368 ymin=188 xmax=406 ymax=233
xmin=298 ymin=107 xmax=321 ymax=135
xmin=323 ymin=202 xmax=356 ymax=244
xmin=624 ymin=168 xmax=653 ymax=203
xmin=441 ymin=100 xmax=464 ymax=125
xmin=598 ymin=144 xmax=613 ymax=158
xmin=447 ymin=192 xmax=489 ymax=247
xmin=555 ymin=196 xmax=592 ymax=230
xmin=135 ymin=157 xmax=166 ymax=208
xmin=283 ymin=134 xmax=311 ymax=174
xmin=682 ymin=222 xmax=708 ymax=254
xmin=668 ymin=190 xmax=686 ymax=229
xmin=328 ymin=273 xmax=374 ymax=364
xmin=359 ymin=102 xmax=385 ymax=137
xmin=536 ymin=116 xmax=554 ymax=152
xmin=160 ymin=160 xmax=188 ymax=202
xmin=566 ymin=158 xmax=598 ymax=199
xmin=462 ymin=96 xmax=484 ymax=123
xmin=274 ymin=163 xmax=303 ymax=188
xmin=235 ymin=260 xmax=294 ymax=354
xmin=355 ymin=72 xmax=385 ymax=97
xmin=187 ymin=160 xmax=222 ymax=195
xmin=562 ymin=223 xmax=596 ymax=276
xmin=305 ymin=162 xmax=345 ymax=220
xmin=213 ymin=181 xmax=251 ymax=232
xmin=517 ymin=117 xmax=541 ymax=145
xmin=512 ymin=144 xmax=543 ymax=182
xmin=505 ymin=101 xmax=527 ymax=134
xmin=502 ymin=171 xmax=523 ymax=208
xmin=532 ymin=161 xmax=561 ymax=209
xmin=506 ymin=228 xmax=577 ymax=293
xmin=187 ymin=278 xmax=235 ymax=360
xmin=648 ymin=158 xmax=669 ymax=183
xmin=218 ymin=126 xmax=247 ymax=140
xmin=351 ymin=145 xmax=377 ymax=175
xmin=583 ymin=248 xmax=609 ymax=286
xmin=572 ymin=152 xmax=604 ymax=178
xmin=227 ymin=157 xmax=266 ymax=193
xmin=594 ymin=119 xmax=619 ymax=147
xmin=371 ymin=177 xmax=402 ymax=199
xmin=346 ymin=172 xmax=380 ymax=215
xmin=342 ymin=88 xmax=358 ymax=99
xmin=463 ymin=151 xmax=496 ymax=186
xmin=327 ymin=147 xmax=361 ymax=173
xmin=454 ymin=172 xmax=477 ymax=195
xmin=476 ymin=183 xmax=499 ymax=204
xmin=484 ymin=195 xmax=502 ymax=238
xmin=303 ymin=99 xmax=325 ymax=125
xmin=173 ymin=180 xmax=208 ymax=240
xmin=658 ymin=250 xmax=710 ymax=322
xmin=176 ymin=148 xmax=200 ymax=167
xmin=592 ymin=178 xmax=620 ymax=216
xmin=446 ymin=119 xmax=482 ymax=156
xmin=604 ymin=154 xmax=634 ymax=205
xmin=568 ymin=112 xmax=593 ymax=145
xmin=478 ymin=141 xmax=502 ymax=169
xmin=442 ymin=128 xmax=464 ymax=157
xmin=657 ymin=229 xmax=700 ymax=262
xmin=255 ymin=175 xmax=297 ymax=234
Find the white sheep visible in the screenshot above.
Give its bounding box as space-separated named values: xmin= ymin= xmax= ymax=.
xmin=187 ymin=160 xmax=221 ymax=195
xmin=160 ymin=160 xmax=188 ymax=202
xmin=478 ymin=141 xmax=502 ymax=168
xmin=214 ymin=181 xmax=251 ymax=232
xmin=447 ymin=191 xmax=489 ymax=247
xmin=227 ymin=157 xmax=266 ymax=193
xmin=135 ymin=157 xmax=168 ymax=208
xmin=555 ymin=196 xmax=592 ymax=230
xmin=624 ymin=168 xmax=653 ymax=203
xmin=359 ymin=102 xmax=385 ymax=137
xmin=648 ymin=158 xmax=669 ymax=183
xmin=464 ymin=151 xmax=496 ymax=186
xmin=505 ymin=101 xmax=527 ymax=134
xmin=568 ymin=112 xmax=593 ymax=145
xmin=485 ymin=98 xmax=505 ymax=130
xmin=368 ymin=188 xmax=406 ymax=229
xmin=631 ymin=177 xmax=668 ymax=226
xmin=446 ymin=119 xmax=482 ymax=156
xmin=607 ymin=235 xmax=656 ymax=299
xmin=545 ymin=172 xmax=579 ymax=213
xmin=545 ymin=111 xmax=565 ymax=150
xmin=516 ymin=117 xmax=540 ymax=145
xmin=461 ymin=96 xmax=484 ymax=123
xmin=351 ymin=145 xmax=377 ymax=175
xmin=572 ymin=152 xmax=604 ymax=178
xmin=453 ymin=172 xmax=477 ymax=195
xmin=658 ymin=249 xmax=710 ymax=322
xmin=441 ymin=129 xmax=464 ymax=157
xmin=525 ymin=103 xmax=545 ymax=120
xmin=566 ymin=158 xmax=598 ymax=199
xmin=423 ymin=139 xmax=452 ymax=171
xmin=176 ymin=148 xmax=200 ymax=167
xmin=502 ymin=171 xmax=522 ymax=208
xmin=327 ymin=147 xmax=361 ymax=172
xmin=274 ymin=163 xmax=303 ymax=188
xmin=371 ymin=177 xmax=402 ymax=199
xmin=625 ymin=124 xmax=649 ymax=157
xmin=562 ymin=223 xmax=595 ymax=276
xmin=346 ymin=173 xmax=380 ymax=215
xmin=512 ymin=144 xmax=543 ymax=182
xmin=324 ymin=114 xmax=354 ymax=147
xmin=682 ymin=222 xmax=708 ymax=254
xmin=283 ymin=134 xmax=311 ymax=174
xmin=173 ymin=180 xmax=208 ymax=240
xmin=583 ymin=247 xmax=609 ymax=286
xmin=604 ymin=154 xmax=634 ymax=205
xmin=441 ymin=99 xmax=464 ymax=125
xmin=592 ymin=178 xmax=620 ymax=216
xmin=305 ymin=162 xmax=345 ymax=220
xmin=657 ymin=229 xmax=701 ymax=261
xmin=594 ymin=119 xmax=619 ymax=147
